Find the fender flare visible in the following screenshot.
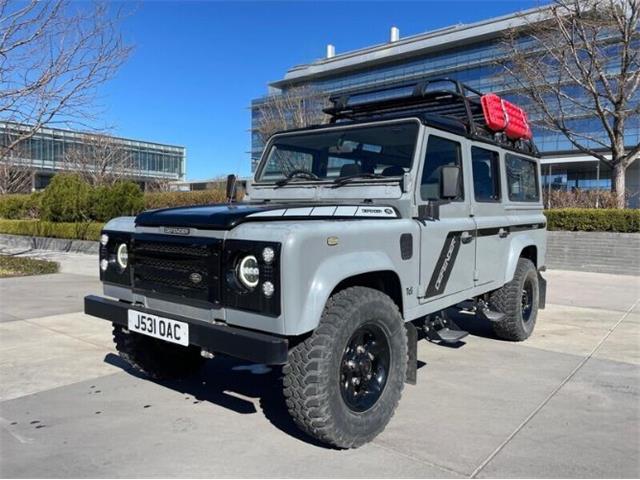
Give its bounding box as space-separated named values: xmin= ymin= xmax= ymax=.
xmin=504 ymin=235 xmax=537 ymax=282
xmin=291 ymin=251 xmax=400 ymax=336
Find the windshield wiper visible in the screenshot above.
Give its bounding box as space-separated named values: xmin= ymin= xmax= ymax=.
xmin=331 ymin=173 xmax=389 ymax=188
xmin=275 ymin=170 xmax=320 ymax=187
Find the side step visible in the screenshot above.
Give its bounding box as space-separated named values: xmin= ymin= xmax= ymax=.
xmin=477 ymin=301 xmax=506 ymax=323
xmin=424 ymin=313 xmax=469 ymax=345
xmin=431 ymin=327 xmax=469 ymax=344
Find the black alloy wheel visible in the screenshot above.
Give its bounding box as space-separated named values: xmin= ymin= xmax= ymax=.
xmin=340 ymin=323 xmax=390 ymax=412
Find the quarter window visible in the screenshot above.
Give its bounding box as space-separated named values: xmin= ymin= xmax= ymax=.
xmin=505 ymin=154 xmax=540 ymax=202
xmin=421 ymin=136 xmax=463 ymax=201
xmin=472 ymin=147 xmax=501 ymax=202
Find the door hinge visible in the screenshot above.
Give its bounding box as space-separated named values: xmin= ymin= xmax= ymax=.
xmin=473 ymin=269 xmax=479 ymax=282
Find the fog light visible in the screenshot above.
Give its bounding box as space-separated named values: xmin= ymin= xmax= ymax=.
xmin=100 ymin=259 xmax=109 ymax=271
xmin=262 ymin=281 xmax=275 ymax=298
xmin=262 ymin=247 xmax=275 ymax=264
xmin=100 ymin=233 xmax=109 ymax=246
xmin=116 ymin=243 xmax=128 ymax=269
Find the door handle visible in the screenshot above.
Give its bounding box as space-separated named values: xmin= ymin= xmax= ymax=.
xmin=498 ymin=228 xmax=509 ymax=238
xmin=460 ymin=231 xmax=473 ymax=244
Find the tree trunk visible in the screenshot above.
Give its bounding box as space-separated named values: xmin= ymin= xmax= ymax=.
xmin=611 ymin=163 xmax=626 ymax=209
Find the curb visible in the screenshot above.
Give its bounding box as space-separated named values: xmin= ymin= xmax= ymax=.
xmin=0 ymin=233 xmax=99 ymax=254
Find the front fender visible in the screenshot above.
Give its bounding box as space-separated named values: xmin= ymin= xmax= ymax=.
xmin=285 ymin=251 xmax=399 ymax=336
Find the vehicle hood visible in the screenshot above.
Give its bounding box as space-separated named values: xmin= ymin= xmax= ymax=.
xmin=135 ymin=203 xmax=399 ymax=230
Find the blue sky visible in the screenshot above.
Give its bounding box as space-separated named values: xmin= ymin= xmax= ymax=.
xmin=100 ymin=0 xmax=540 ymax=180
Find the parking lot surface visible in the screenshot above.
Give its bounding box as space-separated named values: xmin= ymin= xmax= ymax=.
xmin=0 ymin=252 xmax=638 ymax=478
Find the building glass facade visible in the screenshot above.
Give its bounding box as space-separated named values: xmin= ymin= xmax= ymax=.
xmin=1 ymin=122 xmax=185 ymax=189
xmin=250 ymin=8 xmax=639 ymax=202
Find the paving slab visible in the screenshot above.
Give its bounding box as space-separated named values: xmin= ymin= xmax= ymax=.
xmin=375 ymin=335 xmax=582 ymax=476
xmin=0 ymin=273 xmax=101 ymax=322
xmin=476 ymin=357 xmax=640 ymax=478
xmin=544 ymin=269 xmax=640 ymax=313
xmin=0 ymin=361 xmax=456 ymax=479
xmin=525 ymin=304 xmax=626 ymax=357
xmin=0 ymin=314 xmax=118 ymax=402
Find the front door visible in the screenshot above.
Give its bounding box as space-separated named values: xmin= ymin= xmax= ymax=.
xmin=417 ymin=133 xmax=476 ymax=302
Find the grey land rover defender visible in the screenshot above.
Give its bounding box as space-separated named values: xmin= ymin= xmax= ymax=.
xmin=85 ymin=79 xmax=547 ymax=448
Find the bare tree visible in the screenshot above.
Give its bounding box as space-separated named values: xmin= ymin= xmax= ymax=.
xmin=501 ymin=0 xmax=640 ymax=208
xmin=62 ymin=132 xmax=137 ymax=186
xmin=0 ymin=164 xmax=33 ymax=194
xmin=0 ymin=0 xmax=133 ymax=190
xmin=254 ymin=86 xmax=329 ymax=145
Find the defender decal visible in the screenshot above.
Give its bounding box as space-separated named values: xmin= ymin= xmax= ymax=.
xmin=425 ymin=232 xmax=462 ymax=298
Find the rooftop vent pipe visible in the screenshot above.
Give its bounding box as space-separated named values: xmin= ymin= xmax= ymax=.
xmin=326 ymin=44 xmax=335 ymax=58
xmin=390 ymin=26 xmax=400 ymax=42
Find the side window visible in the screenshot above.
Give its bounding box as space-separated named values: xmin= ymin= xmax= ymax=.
xmin=471 ymin=147 xmax=501 ymax=202
xmin=505 ymin=154 xmax=540 ymax=202
xmin=421 ymin=136 xmax=463 ymax=201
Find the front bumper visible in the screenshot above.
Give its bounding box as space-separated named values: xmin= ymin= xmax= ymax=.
xmin=84 ymin=295 xmax=289 ymax=365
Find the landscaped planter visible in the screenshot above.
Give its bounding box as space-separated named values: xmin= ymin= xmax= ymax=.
xmin=0 ymin=233 xmax=98 ymax=254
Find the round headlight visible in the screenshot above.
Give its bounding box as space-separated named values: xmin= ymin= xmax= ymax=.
xmin=100 ymin=233 xmax=109 ymax=246
xmin=100 ymin=259 xmax=109 ymax=271
xmin=116 ymin=243 xmax=128 ymax=269
xmin=262 ymin=247 xmax=275 ymax=264
xmin=262 ymin=281 xmax=275 ymax=298
xmin=237 ymin=255 xmax=259 ymax=289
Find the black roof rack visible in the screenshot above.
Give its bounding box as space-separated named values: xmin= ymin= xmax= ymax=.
xmin=323 ymin=78 xmax=538 ymax=156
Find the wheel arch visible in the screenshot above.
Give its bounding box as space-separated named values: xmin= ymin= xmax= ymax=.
xmin=331 ymin=270 xmax=403 ymax=314
xmin=287 ymin=252 xmax=403 ymax=336
xmin=505 ymin=239 xmax=539 ymax=282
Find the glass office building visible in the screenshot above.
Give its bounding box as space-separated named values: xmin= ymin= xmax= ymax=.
xmin=1 ymin=122 xmax=186 ymax=190
xmin=250 ymin=6 xmax=639 ymax=205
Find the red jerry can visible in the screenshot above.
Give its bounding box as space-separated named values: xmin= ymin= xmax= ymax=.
xmin=481 ymin=94 xmax=532 ymax=140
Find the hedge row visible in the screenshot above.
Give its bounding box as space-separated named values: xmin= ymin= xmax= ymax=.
xmin=0 ymin=184 xmax=229 ymax=221
xmin=0 ymin=219 xmax=104 ymax=241
xmin=144 ymin=189 xmax=227 ymax=209
xmin=544 ymin=208 xmax=640 ymax=233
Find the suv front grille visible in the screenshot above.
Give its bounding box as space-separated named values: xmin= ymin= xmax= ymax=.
xmin=131 ymin=234 xmax=222 ymax=305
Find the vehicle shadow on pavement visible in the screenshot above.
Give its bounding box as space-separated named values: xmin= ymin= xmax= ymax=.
xmin=104 ymin=352 xmax=334 ymax=449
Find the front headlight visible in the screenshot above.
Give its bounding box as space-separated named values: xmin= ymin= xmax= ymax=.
xmin=237 ymin=255 xmax=259 ymax=289
xmin=116 ymin=243 xmax=129 ymax=269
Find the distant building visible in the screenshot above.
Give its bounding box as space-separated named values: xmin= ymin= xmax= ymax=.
xmin=0 ymin=122 xmax=186 ymax=190
xmin=169 ymin=177 xmax=248 ymax=192
xmin=251 ymin=6 xmax=639 ymax=205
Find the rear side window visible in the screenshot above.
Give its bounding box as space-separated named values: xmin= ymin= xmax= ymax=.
xmin=421 ymin=136 xmax=463 ymax=201
xmin=505 ymin=154 xmax=540 ymax=202
xmin=472 ymin=147 xmax=501 ymax=202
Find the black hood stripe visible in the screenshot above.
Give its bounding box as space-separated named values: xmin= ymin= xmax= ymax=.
xmin=135 ymin=203 xmax=399 ymax=230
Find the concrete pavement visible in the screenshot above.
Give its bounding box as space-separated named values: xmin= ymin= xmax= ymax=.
xmin=0 ymin=252 xmax=638 ymax=478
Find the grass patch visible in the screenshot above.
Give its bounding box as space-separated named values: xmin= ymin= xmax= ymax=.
xmin=0 ymin=255 xmax=59 ymax=278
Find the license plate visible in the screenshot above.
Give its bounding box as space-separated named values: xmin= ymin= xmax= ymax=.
xmin=127 ymin=310 xmax=189 ymax=347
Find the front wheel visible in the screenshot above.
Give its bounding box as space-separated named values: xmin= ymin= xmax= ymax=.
xmin=283 ymin=287 xmax=407 ymax=449
xmin=489 ymin=258 xmax=539 ymax=341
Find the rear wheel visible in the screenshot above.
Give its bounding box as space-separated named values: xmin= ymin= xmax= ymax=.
xmin=283 ymin=287 xmax=407 ymax=449
xmin=113 ymin=325 xmax=204 ymax=380
xmin=489 ymin=258 xmax=539 ymax=341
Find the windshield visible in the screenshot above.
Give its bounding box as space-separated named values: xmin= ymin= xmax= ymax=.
xmin=255 ymin=121 xmax=419 ymax=183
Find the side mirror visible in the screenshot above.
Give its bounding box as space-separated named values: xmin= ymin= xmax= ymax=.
xmin=440 ymin=165 xmax=461 ymax=199
xmin=226 ymin=174 xmax=237 ymax=203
